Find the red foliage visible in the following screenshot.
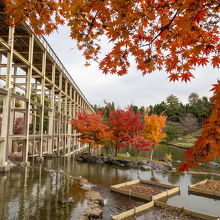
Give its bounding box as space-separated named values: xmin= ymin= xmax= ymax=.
xmin=108 ymin=107 xmax=153 ymax=154
xmin=14 ymin=117 xmax=25 ymax=134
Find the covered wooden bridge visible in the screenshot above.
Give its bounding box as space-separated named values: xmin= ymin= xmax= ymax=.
xmin=0 ymin=1 xmax=93 ymax=168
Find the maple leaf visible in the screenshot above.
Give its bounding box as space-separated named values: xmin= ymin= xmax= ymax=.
xmin=169 ymin=74 xmax=179 ymax=82
xmin=211 ymin=56 xmax=220 ymax=68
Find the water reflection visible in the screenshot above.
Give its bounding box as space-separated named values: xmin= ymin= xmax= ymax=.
xmin=39 ymin=158 xmax=220 ymax=218
xmin=1 ymin=158 xmax=220 ymax=220
xmin=0 ymin=166 xmax=87 ymax=220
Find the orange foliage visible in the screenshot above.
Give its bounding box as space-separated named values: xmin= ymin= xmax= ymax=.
xmin=70 ymin=111 xmax=111 ymax=147
xmin=4 ymin=0 xmax=219 ymax=78
xmin=179 ymin=82 xmax=220 ymax=171
xmin=144 ymin=114 xmax=167 ymax=145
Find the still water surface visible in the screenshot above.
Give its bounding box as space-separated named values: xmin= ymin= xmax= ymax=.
xmin=1 ymin=145 xmax=220 ymax=220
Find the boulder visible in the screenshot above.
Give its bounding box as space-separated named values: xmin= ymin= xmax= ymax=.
xmin=140 ymin=165 xmax=151 ymax=171
xmin=148 ymin=161 xmax=159 ymax=170
xmin=105 ymin=157 xmax=115 ymax=165
xmin=140 ymin=160 xmax=149 ymax=165
xmin=208 ymin=161 xmax=220 ymax=168
xmin=118 ymin=163 xmax=126 ymax=167
xmin=86 ymin=207 xmax=103 ymax=218
xmin=117 ymin=159 xmax=130 ymax=165
xmin=36 ymin=157 xmax=44 ymax=162
xmin=96 ymin=158 xmax=105 ymax=164
xmin=86 ymin=156 xmax=97 ymax=163
xmin=78 ymin=215 xmax=89 ymax=220
xmin=127 ymin=161 xmax=138 ymax=168
xmin=86 ymin=191 xmax=102 ymax=201
xmin=75 ymin=155 xmax=85 ymax=162
xmin=162 ymin=164 xmax=173 ymax=171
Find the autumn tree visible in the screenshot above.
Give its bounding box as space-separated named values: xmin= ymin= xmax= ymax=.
xmin=4 ymin=0 xmax=220 ymax=170
xmin=70 ymin=111 xmax=111 ymax=155
xmin=179 ymin=82 xmax=220 ymax=171
xmin=144 ymin=114 xmax=167 ymax=160
xmin=108 ymin=107 xmax=152 ymax=156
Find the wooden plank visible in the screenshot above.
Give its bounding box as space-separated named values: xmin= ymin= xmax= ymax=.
xmin=189 ymin=179 xmax=220 ymax=199
xmin=155 ymin=201 xmax=219 ymax=220
xmin=111 ymin=179 xmax=140 ymax=189
xmin=111 ymin=179 xmax=180 ymax=202
xmin=112 ymin=200 xmax=219 ymax=220
xmin=111 ymin=187 xmax=151 ymax=201
xmin=111 ymin=201 xmax=154 ymax=220
xmin=190 ymin=179 xmax=208 ymax=188
xmin=152 ymin=190 xmax=168 ymax=200
xmin=141 ymin=179 xmax=175 ymax=189
xmin=152 ymin=187 xmax=179 ymax=200
xmin=167 ymin=186 xmax=180 ymax=196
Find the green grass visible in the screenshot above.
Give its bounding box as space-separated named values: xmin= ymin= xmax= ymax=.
xmin=168 ymin=129 xmax=202 ymax=148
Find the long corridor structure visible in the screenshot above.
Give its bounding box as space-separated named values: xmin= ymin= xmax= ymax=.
xmin=0 ymin=1 xmax=93 ymax=167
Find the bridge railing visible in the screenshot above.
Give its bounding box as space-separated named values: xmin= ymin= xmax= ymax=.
xmin=36 ymin=34 xmax=92 ymax=110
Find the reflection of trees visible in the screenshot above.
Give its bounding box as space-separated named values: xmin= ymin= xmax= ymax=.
xmin=167 ymin=172 xmax=181 ymax=185
xmin=190 ymin=174 xmax=206 ymax=185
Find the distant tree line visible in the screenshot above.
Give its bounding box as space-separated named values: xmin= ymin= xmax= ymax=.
xmin=148 ymin=93 xmax=211 ymax=123
xmin=92 ymin=93 xmax=211 ymax=124
xmin=92 ymin=93 xmax=211 ymax=141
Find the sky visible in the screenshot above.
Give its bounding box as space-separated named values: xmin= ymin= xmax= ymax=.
xmin=46 ymin=26 xmax=219 ymax=108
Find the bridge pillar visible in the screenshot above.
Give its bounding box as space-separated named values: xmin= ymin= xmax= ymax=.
xmin=24 ymin=34 xmax=34 ymax=163
xmin=48 ymin=64 xmax=55 ymax=154
xmin=0 ymin=26 xmax=14 ymax=168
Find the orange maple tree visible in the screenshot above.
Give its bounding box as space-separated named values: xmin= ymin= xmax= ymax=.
xmin=144 ymin=114 xmax=167 ymax=160
xmin=70 ymin=111 xmax=112 ymax=155
xmin=4 ymin=0 xmax=220 ymax=170
xmin=179 ymin=82 xmax=220 ymax=171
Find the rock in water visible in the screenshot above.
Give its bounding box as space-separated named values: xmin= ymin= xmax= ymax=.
xmin=86 ymin=208 xmax=103 ymax=218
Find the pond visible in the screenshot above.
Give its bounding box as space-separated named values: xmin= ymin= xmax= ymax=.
xmin=121 ymin=143 xmax=220 ymax=168
xmin=1 ymin=156 xmax=220 ymax=220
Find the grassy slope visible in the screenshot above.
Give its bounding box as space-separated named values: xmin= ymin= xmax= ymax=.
xmin=167 ymin=129 xmax=202 ymax=148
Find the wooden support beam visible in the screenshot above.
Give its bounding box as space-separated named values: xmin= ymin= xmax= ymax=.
xmin=24 ymin=34 xmax=34 ymax=163
xmin=39 ymin=51 xmax=46 ymax=158
xmin=0 ymin=26 xmax=14 ymax=166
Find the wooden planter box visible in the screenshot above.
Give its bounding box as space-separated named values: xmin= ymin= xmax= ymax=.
xmin=110 ymin=179 xmax=180 ymax=201
xmin=111 ymin=200 xmax=220 ymax=220
xmin=189 ymin=179 xmax=220 ymax=199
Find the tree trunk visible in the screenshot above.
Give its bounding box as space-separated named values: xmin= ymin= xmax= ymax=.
xmin=88 ymin=144 xmax=91 ymax=156
xmin=115 ymin=146 xmax=118 ymax=156
xmin=150 ymin=145 xmax=154 ymax=161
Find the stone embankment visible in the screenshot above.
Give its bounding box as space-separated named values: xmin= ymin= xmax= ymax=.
xmin=75 ymin=155 xmax=177 ymax=172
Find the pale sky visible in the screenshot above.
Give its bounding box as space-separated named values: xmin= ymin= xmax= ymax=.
xmin=46 ymin=26 xmax=219 ymax=108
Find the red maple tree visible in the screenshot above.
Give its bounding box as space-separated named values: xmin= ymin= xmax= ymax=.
xmin=108 ymin=107 xmax=153 ymax=155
